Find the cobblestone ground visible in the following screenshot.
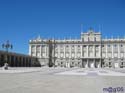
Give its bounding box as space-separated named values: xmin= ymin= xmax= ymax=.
xmin=0 ymin=67 xmax=125 ymax=93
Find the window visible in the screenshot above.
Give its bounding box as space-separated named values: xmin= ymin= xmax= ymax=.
xmin=121 ymin=44 xmax=123 ymax=47
xmin=108 ymin=44 xmax=110 ymax=47
xmin=109 ymin=62 xmax=111 ymax=65
xmin=102 ymin=45 xmax=104 ymax=47
xmin=94 ymin=37 xmax=96 ymax=41
xmin=121 ymin=62 xmax=123 ymax=65
xmin=66 ymin=45 xmax=69 ymax=47
xmin=31 ymin=45 xmax=35 ymax=48
xmin=82 ymin=38 xmax=84 ymax=41
xmin=42 ymin=45 xmax=45 ymax=47
xmin=36 ymin=45 xmax=40 ymax=53
xmin=114 ymin=44 xmax=117 ymax=47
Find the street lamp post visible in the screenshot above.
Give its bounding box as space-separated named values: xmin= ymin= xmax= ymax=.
xmin=2 ymin=40 xmax=13 ymax=53
xmin=2 ymin=40 xmax=13 ymax=69
xmin=48 ymin=39 xmax=53 ymax=67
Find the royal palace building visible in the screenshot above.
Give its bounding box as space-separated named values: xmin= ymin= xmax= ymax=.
xmin=29 ymin=28 xmax=125 ymax=68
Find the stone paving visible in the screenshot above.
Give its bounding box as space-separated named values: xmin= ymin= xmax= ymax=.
xmin=1 ymin=67 xmax=125 ymax=76
xmin=0 ymin=67 xmax=78 ymax=74
xmin=55 ymin=68 xmax=125 ymax=76
xmin=0 ymin=67 xmax=125 ymax=93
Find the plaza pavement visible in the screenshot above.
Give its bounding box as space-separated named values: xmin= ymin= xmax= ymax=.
xmin=56 ymin=68 xmax=125 ymax=76
xmin=1 ymin=67 xmax=125 ymax=76
xmin=0 ymin=67 xmax=125 ymax=93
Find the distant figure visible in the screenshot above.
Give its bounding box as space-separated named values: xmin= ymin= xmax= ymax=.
xmin=3 ymin=63 xmax=9 ymax=70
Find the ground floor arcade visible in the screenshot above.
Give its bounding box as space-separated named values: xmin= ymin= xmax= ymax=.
xmin=39 ymin=58 xmax=125 ymax=68
xmin=0 ymin=50 xmax=41 ymax=67
xmin=50 ymin=58 xmax=102 ymax=68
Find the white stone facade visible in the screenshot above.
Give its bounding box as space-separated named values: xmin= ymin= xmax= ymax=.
xmin=29 ymin=28 xmax=125 ymax=68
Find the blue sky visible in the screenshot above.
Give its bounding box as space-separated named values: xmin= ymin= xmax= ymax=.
xmin=0 ymin=0 xmax=125 ymax=54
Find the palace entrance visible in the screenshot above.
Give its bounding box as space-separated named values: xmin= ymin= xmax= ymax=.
xmin=82 ymin=59 xmax=101 ymax=68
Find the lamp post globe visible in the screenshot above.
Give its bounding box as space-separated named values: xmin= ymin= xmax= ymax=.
xmin=2 ymin=40 xmax=13 ymax=68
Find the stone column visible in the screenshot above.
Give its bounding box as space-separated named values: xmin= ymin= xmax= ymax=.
xmin=21 ymin=57 xmax=23 ymax=67
xmin=81 ymin=45 xmax=82 ymax=58
xmin=46 ymin=45 xmax=48 ymax=58
xmin=21 ymin=57 xmax=24 ymax=67
xmin=75 ymin=45 xmax=77 ymax=58
xmin=13 ymin=56 xmax=16 ymax=67
xmin=26 ymin=58 xmax=28 ymax=67
xmin=94 ymin=59 xmax=96 ymax=68
xmin=9 ymin=55 xmax=11 ymax=66
xmin=29 ymin=45 xmax=31 ymax=55
xmin=99 ymin=45 xmax=101 ymax=58
xmin=30 ymin=58 xmax=33 ymax=66
xmin=93 ymin=45 xmax=95 ymax=58
xmin=69 ymin=45 xmax=71 ymax=67
xmin=112 ymin=45 xmax=114 ymax=58
xmin=44 ymin=45 xmax=46 ymax=58
xmin=124 ymin=45 xmax=125 ymax=58
xmin=17 ymin=57 xmax=19 ymax=67
xmin=19 ymin=57 xmax=21 ymax=67
xmin=87 ymin=59 xmax=88 ymax=68
xmin=106 ymin=44 xmax=108 ymax=58
xmin=118 ymin=44 xmax=120 ymax=58
xmin=64 ymin=45 xmax=66 ymax=58
xmin=35 ymin=45 xmax=37 ymax=57
xmin=69 ymin=45 xmax=71 ymax=59
xmin=58 ymin=45 xmax=60 ymax=58
xmin=25 ymin=58 xmax=27 ymax=67
xmin=28 ymin=58 xmax=30 ymax=67
xmin=87 ymin=45 xmax=89 ymax=58
xmin=23 ymin=57 xmax=25 ymax=67
xmin=99 ymin=59 xmax=101 ymax=68
xmin=40 ymin=45 xmax=42 ymax=58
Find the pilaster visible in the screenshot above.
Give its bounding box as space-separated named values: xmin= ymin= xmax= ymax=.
xmin=87 ymin=45 xmax=89 ymax=58
xmin=118 ymin=44 xmax=120 ymax=58
xmin=64 ymin=45 xmax=66 ymax=58
xmin=106 ymin=45 xmax=108 ymax=58
xmin=58 ymin=45 xmax=60 ymax=58
xmin=112 ymin=45 xmax=114 ymax=58
xmin=40 ymin=45 xmax=42 ymax=58
xmin=29 ymin=45 xmax=31 ymax=55
xmin=35 ymin=45 xmax=37 ymax=57
xmin=81 ymin=45 xmax=82 ymax=58
xmin=69 ymin=45 xmax=71 ymax=58
xmin=99 ymin=45 xmax=101 ymax=58
xmin=75 ymin=45 xmax=77 ymax=58
xmin=93 ymin=45 xmax=95 ymax=58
